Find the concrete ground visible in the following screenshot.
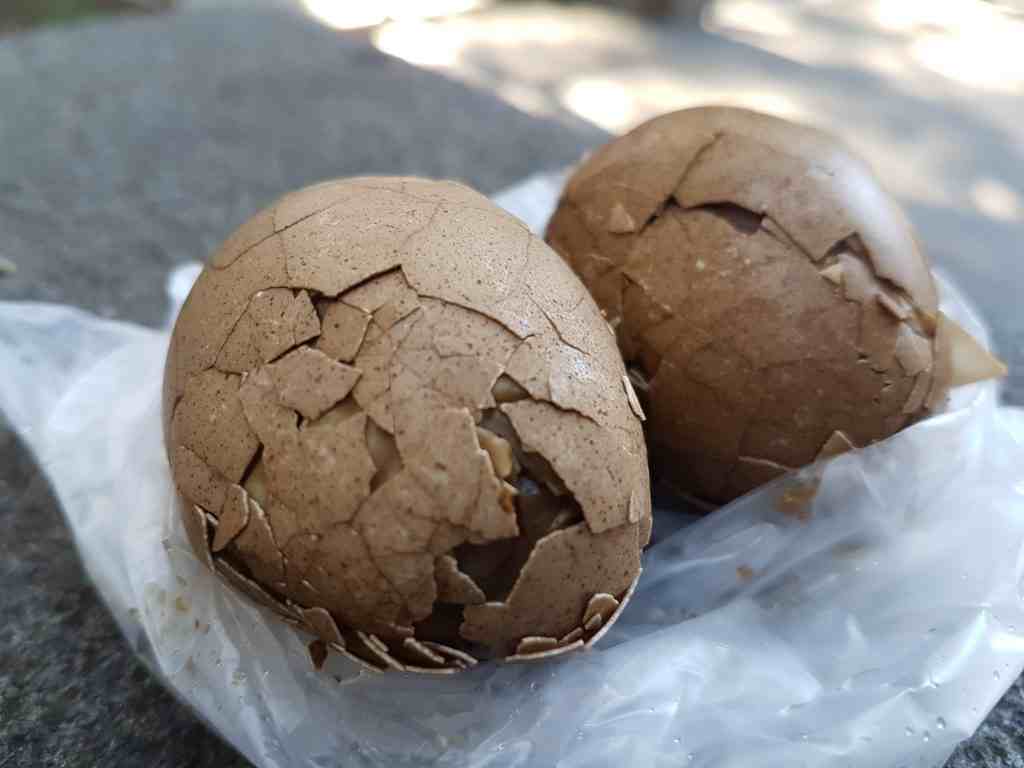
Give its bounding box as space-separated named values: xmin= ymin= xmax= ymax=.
xmin=175 ymin=0 xmax=1024 ymax=400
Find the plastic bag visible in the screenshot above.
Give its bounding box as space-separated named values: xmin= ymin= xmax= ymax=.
xmin=2 ymin=172 xmax=1024 ymax=768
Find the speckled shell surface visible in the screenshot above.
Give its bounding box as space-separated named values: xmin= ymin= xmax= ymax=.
xmin=164 ymin=177 xmax=650 ymax=671
xmin=546 ymin=107 xmax=952 ymax=504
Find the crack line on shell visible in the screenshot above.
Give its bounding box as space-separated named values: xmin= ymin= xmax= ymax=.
xmin=531 ymin=297 xmax=589 ymax=358
xmin=273 ymin=197 xmax=434 ymax=294
xmin=502 ymin=403 xmax=637 ymax=535
xmin=504 ymin=228 xmax=535 ymax=302
xmin=213 ymin=396 xmax=421 ymax=635
xmin=356 ymin=520 xmax=434 ymax=625
xmin=212 ymin=194 xmax=358 ymax=273
xmin=339 ymin=266 xmax=418 ymax=318
xmin=349 ymin=182 xmax=532 ymax=235
xmin=347 ymin=183 xmax=440 ymax=207
xmin=830 ymin=246 xmax=911 ymax=374
xmin=279 ymin=522 xmax=415 ymax=631
xmin=189 ymin=233 xmax=645 ymax=652
xmin=383 ymin=305 xmax=510 ymax=540
xmin=640 ymin=131 xmax=724 ymax=234
xmin=401 ymin=422 xmax=491 ymax=535
xmin=210 ymin=289 xmax=259 ymax=370
xmin=609 ymin=206 xmax=894 ymax=476
xmin=836 ymin=236 xmax=923 ymax=329
xmin=411 ymin=289 xmax=534 ymax=342
xmin=689 ymin=131 xmax=919 ymax=299
xmin=758 ymin=213 xmax=817 ymax=263
xmin=720 ymin=380 xmax=769 ymax=494
xmin=504 ymin=364 xmax=607 ymax=431
xmin=397 ymin=202 xmax=444 ymax=255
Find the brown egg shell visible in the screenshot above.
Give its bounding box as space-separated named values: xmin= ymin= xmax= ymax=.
xmin=547 ymin=106 xmax=1004 ymax=505
xmin=211 ymin=485 xmax=250 ymax=552
xmin=164 ymin=177 xmax=651 ymax=672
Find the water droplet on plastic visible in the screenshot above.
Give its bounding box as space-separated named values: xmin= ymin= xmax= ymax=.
xmin=575 ymin=730 xmax=585 ymax=741
xmin=961 ymin=572 xmax=968 ymax=581
xmin=496 ymin=744 xmax=505 ymax=752
xmin=922 ymin=730 xmax=931 ymax=742
xmin=993 ymin=670 xmax=1001 ymax=680
xmin=800 ymin=733 xmax=809 ymax=741
xmin=905 ymin=726 xmax=915 ymax=736
xmin=529 ymin=682 xmax=538 ymax=691
xmin=687 ymin=753 xmax=695 ymax=763
xmin=936 ymin=717 xmax=946 ymax=730
xmin=672 ymin=737 xmax=681 ymax=746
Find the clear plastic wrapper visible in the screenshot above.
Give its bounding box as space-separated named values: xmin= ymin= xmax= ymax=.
xmin=2 ymin=173 xmax=1023 ymax=768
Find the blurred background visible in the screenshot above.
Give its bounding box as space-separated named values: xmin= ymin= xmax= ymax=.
xmin=10 ymin=0 xmax=1021 ymax=223
xmin=6 ymin=0 xmax=1018 ymax=398
xmin=7 ymin=0 xmax=1023 ymax=221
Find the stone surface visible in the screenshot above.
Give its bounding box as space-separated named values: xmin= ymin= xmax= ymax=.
xmin=0 ymin=417 xmax=245 ymax=767
xmin=0 ymin=8 xmax=599 ymax=767
xmin=948 ymin=674 xmax=1024 ymax=767
xmin=0 ymin=7 xmax=603 ymax=326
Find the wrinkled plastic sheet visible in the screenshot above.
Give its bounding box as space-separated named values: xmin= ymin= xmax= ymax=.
xmin=2 ymin=172 xmax=1024 ymax=768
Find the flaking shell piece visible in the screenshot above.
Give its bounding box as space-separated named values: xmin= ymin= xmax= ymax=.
xmin=397 ymin=637 xmax=448 ymax=668
xmin=434 ymin=555 xmax=487 ymax=605
xmin=461 ymin=521 xmax=640 ymax=656
xmin=301 ymin=606 xmax=345 ymax=645
xmin=164 ymin=177 xmax=651 ymax=672
xmin=935 ymin=311 xmax=1008 ymax=390
xmin=211 ymin=485 xmax=250 ymax=552
xmin=584 ymin=573 xmax=639 ymax=649
xmin=582 ymin=593 xmax=619 ymax=626
xmin=183 ymin=503 xmax=215 ymax=571
xmin=559 ymin=627 xmax=584 ymax=646
xmin=506 ymin=639 xmax=584 ymax=663
xmin=514 ymin=636 xmax=559 ymax=655
xmin=173 ymin=446 xmax=228 ymax=514
xmin=351 ymin=631 xmax=405 ymax=671
xmin=420 ymin=641 xmax=478 ymax=669
xmin=547 ymin=106 xmax=1005 ymax=504
xmin=815 ymin=430 xmax=856 ymax=462
xmin=265 ymin=346 xmax=361 ymax=421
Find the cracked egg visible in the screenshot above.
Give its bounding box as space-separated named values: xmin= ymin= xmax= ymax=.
xmin=164 ymin=177 xmax=651 ymax=672
xmin=546 ymin=107 xmax=1006 ymax=505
